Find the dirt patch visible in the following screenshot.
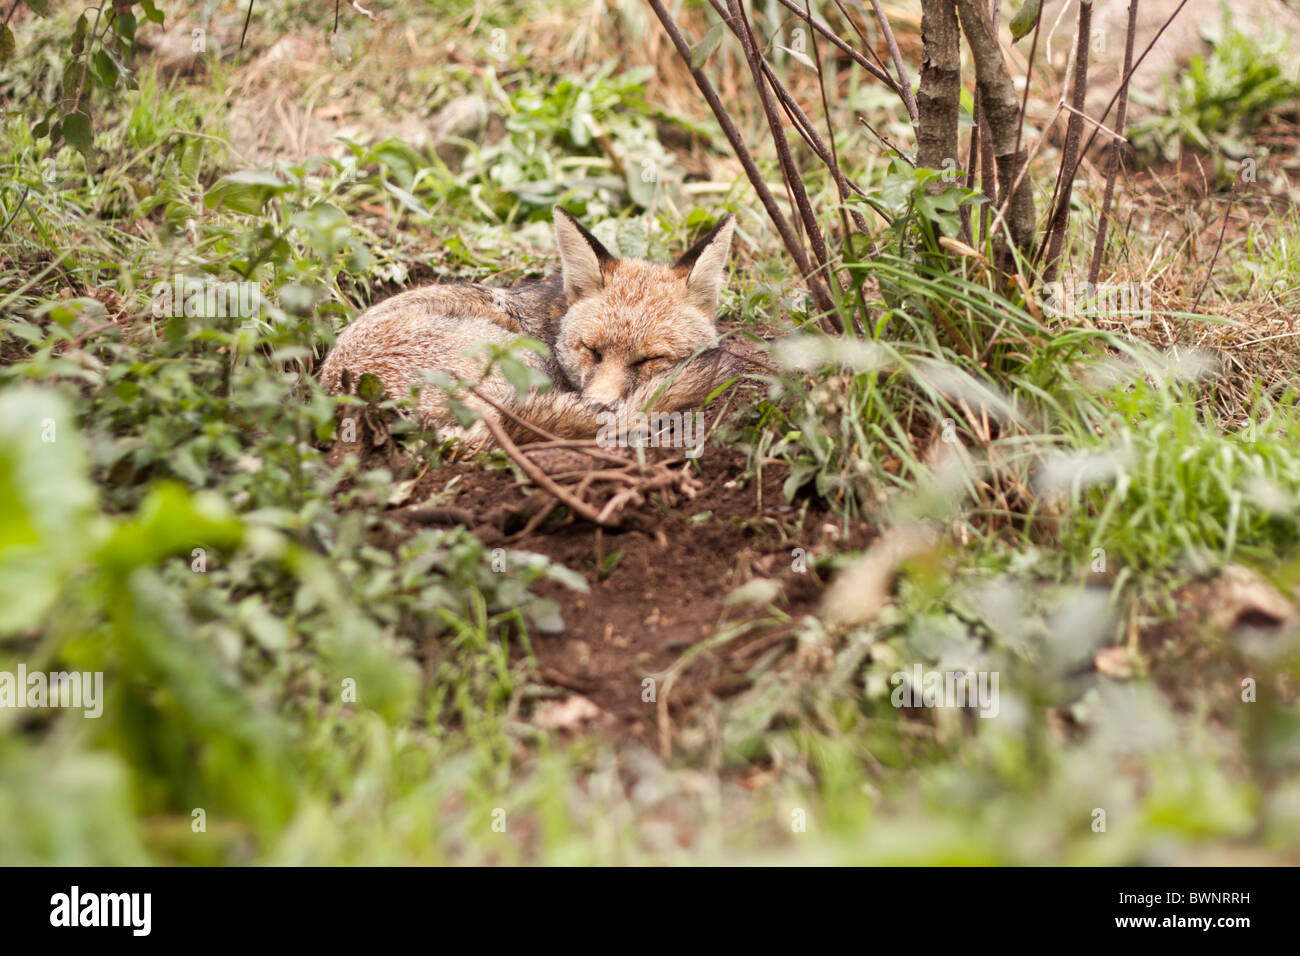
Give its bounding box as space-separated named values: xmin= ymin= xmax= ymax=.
xmin=373 ymin=441 xmax=870 ymax=744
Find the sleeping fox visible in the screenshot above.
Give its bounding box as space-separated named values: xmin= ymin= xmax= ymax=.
xmin=320 ymin=207 xmax=739 ymax=451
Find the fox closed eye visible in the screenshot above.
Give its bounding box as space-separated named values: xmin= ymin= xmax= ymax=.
xmin=321 ymin=205 xmax=735 ymax=450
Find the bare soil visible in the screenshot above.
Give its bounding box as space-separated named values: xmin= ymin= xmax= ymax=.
xmin=370 ymin=439 xmax=872 ymax=742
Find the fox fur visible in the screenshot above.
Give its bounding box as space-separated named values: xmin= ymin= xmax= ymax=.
xmin=319 ymin=207 xmax=739 ymax=451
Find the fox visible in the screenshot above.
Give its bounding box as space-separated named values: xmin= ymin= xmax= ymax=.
xmin=319 ymin=207 xmax=739 ymax=453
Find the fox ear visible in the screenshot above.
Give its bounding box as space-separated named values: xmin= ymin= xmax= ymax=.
xmin=674 ymin=215 xmax=735 ymax=312
xmin=554 ymin=207 xmax=616 ymax=304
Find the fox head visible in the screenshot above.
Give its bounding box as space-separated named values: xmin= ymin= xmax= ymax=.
xmin=551 ymin=207 xmax=735 ymax=410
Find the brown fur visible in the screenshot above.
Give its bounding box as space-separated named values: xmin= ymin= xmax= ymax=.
xmin=320 ymin=208 xmax=738 ymax=452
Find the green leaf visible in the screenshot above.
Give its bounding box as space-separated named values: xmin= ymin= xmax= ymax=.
xmin=382 ymin=181 xmax=429 ymax=218
xmin=99 ymin=484 xmax=243 ymax=575
xmin=526 ymin=596 xmax=565 ymax=633
xmin=114 ymin=11 xmax=137 ymax=43
xmin=92 ymin=49 xmax=118 ymax=89
xmin=598 ymin=550 xmax=623 ymax=580
xmin=179 ymin=140 xmax=200 ymax=179
xmin=203 ymin=169 xmax=290 ymax=214
xmin=22 ymin=0 xmax=50 ymax=15
xmin=139 ymin=0 xmax=165 ymax=24
xmin=0 ymin=388 xmax=99 ymax=636
xmin=0 ymin=25 xmax=14 ymax=66
xmin=690 ymin=21 xmax=726 ymax=69
xmin=497 ymin=354 xmax=534 ymax=399
xmin=62 ymin=111 xmax=94 ymax=163
xmin=1010 ymin=0 xmax=1042 ymax=41
xmin=71 ymin=13 xmax=88 ymax=55
xmin=356 ymin=373 xmax=388 ymax=405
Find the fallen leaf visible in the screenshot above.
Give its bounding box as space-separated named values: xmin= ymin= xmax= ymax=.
xmin=1094 ymin=645 xmax=1135 ymax=679
xmin=822 ymin=525 xmax=936 ymax=628
xmin=533 ymin=695 xmax=603 ymax=731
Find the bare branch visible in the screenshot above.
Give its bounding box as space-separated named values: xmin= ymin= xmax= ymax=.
xmin=867 ymin=0 xmax=920 ymax=122
xmin=644 ymin=0 xmax=837 ymax=324
xmin=1041 ymin=0 xmax=1094 ymax=283
xmin=724 ymin=0 xmax=843 ymax=328
xmin=1088 ymin=0 xmax=1139 ymax=285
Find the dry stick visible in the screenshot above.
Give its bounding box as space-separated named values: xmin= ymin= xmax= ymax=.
xmin=759 ymin=59 xmax=835 ymax=165
xmin=753 ymin=14 xmax=859 ymax=195
xmin=1034 ymin=4 xmax=1190 ymax=280
xmin=481 ymin=400 xmax=699 ymax=532
xmin=803 ymin=0 xmax=871 ymax=335
xmin=979 ymin=7 xmax=1045 ymax=277
xmin=724 ymin=0 xmax=847 ymax=328
xmin=1062 ymin=0 xmax=1189 ymax=176
xmin=508 ymin=498 xmax=560 ymax=541
xmin=867 ymin=0 xmax=920 ymax=122
xmin=758 ymin=56 xmax=876 ymax=229
xmin=977 ymin=104 xmax=997 ymax=240
xmin=772 ymin=0 xmax=904 ymax=97
xmin=1087 ymin=0 xmax=1139 ymax=285
xmin=69 ymin=3 xmax=105 ymax=119
xmin=645 ymin=0 xmax=838 ymax=327
xmin=1057 ymin=102 xmax=1126 ymax=143
xmin=725 ymin=2 xmax=833 ymax=276
xmin=1047 ymin=0 xmax=1193 ymax=262
xmin=857 ymin=114 xmax=913 ymax=163
xmin=469 ymin=386 xmax=640 ymax=466
xmin=961 ymin=2 xmax=999 ymax=244
xmin=545 ymin=469 xmax=644 ymax=484
xmin=2 ymin=0 xmax=22 ymax=29
xmin=595 ymin=470 xmax=686 ymax=523
xmin=1181 ymin=188 xmax=1237 ymax=342
xmin=1040 ymin=0 xmax=1093 ymax=283
xmin=478 ymin=412 xmax=618 ymax=527
xmin=954 ymin=0 xmax=1036 ymax=266
xmin=831 ymin=0 xmax=896 ymax=83
xmin=1000 ymin=3 xmax=1043 ymax=229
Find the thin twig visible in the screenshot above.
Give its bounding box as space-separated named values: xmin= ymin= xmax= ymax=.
xmin=1040 ymin=0 xmax=1094 ymax=283
xmin=477 ymin=412 xmax=617 ymax=527
xmin=804 ymin=0 xmax=869 ymax=332
xmin=771 ymin=0 xmax=904 ymax=95
xmin=1088 ymin=0 xmax=1139 ymax=285
xmin=240 ymin=0 xmax=255 ymax=55
xmin=645 ymin=0 xmax=837 ymax=323
xmin=867 ymin=0 xmax=919 ymax=122
xmin=1048 ymin=0 xmax=1193 ymax=266
xmin=725 ymin=1 xmax=835 ymax=283
xmin=1181 ymin=189 xmax=1236 ymax=339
